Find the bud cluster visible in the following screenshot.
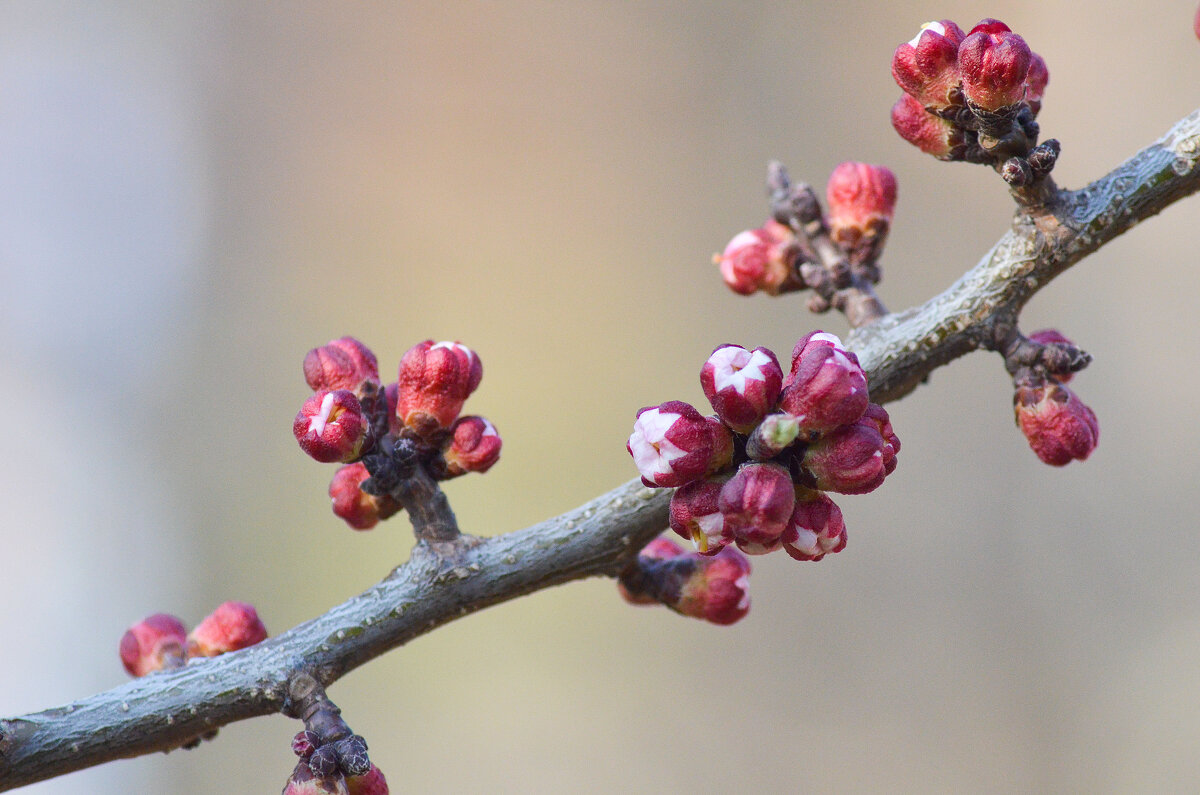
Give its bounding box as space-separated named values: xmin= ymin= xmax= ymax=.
xmin=627 ymin=333 xmax=899 ymax=584
xmin=618 ymin=536 xmax=752 ymax=625
xmin=890 ymin=18 xmax=1053 ymax=176
xmin=120 ymin=601 xmax=267 ymax=677
xmin=293 ymin=337 xmax=501 ymax=530
xmin=1011 ymin=329 xmax=1099 ymax=466
xmin=717 ymin=162 xmax=897 ymax=297
xmin=286 ymin=731 xmax=389 ymax=795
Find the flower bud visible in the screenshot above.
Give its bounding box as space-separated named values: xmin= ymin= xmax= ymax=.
xmin=119 ymin=613 xmax=187 ymax=677
xmin=294 ymin=390 xmax=369 ymax=463
xmin=745 ymin=412 xmax=803 ymax=460
xmin=716 ymin=220 xmax=798 ymax=296
xmin=825 ymin=162 xmax=898 ymax=266
xmin=672 ymin=547 xmax=752 ymax=625
xmin=438 ymin=416 xmax=502 ymax=477
xmin=284 ymin=761 xmax=349 ymax=795
xmin=347 ymin=765 xmax=390 ymax=795
xmin=891 ymin=20 xmax=967 ymax=109
xmin=669 ymin=477 xmax=730 ymax=555
xmin=186 ymin=601 xmax=267 ymax=658
xmin=395 ymin=341 xmax=483 ymax=436
xmin=1014 ymin=381 xmax=1099 ymax=466
xmin=617 ymin=536 xmax=686 ymax=605
xmin=891 ymin=93 xmax=964 ymax=159
xmin=329 ymin=463 xmax=401 ymax=530
xmin=627 ymin=401 xmax=733 ymax=488
xmin=1028 ymin=328 xmax=1077 ymax=384
xmin=803 ymin=407 xmax=897 ymax=494
xmin=700 ymin=344 xmax=783 ymax=433
xmin=778 ymin=331 xmax=869 ymax=433
xmin=782 ymin=492 xmax=847 ymax=562
xmin=1024 ymin=52 xmax=1048 ymax=116
xmin=718 ymin=463 xmax=795 ymax=551
xmin=293 ymin=731 xmax=320 ymax=760
xmin=957 ymin=21 xmax=1033 ymax=111
xmin=304 ymin=337 xmax=380 ymax=394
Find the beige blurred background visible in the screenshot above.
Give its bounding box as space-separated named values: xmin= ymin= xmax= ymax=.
xmin=2 ymin=2 xmax=1199 ymax=792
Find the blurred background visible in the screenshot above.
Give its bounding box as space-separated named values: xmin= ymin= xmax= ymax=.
xmin=2 ymin=2 xmax=1199 ymax=792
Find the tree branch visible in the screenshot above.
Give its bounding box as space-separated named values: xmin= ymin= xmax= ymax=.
xmin=1 ymin=108 xmax=1197 ymax=792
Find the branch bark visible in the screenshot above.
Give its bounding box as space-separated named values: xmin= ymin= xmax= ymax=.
xmin=2 ymin=108 xmax=1198 ymax=792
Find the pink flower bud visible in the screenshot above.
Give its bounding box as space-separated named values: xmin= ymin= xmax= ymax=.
xmin=627 ymin=401 xmax=733 ymax=488
xmin=825 ymin=162 xmax=898 ymax=265
xmin=186 ymin=601 xmax=267 ymax=658
xmin=347 ymin=765 xmax=390 ymax=795
xmin=284 ymin=762 xmax=349 ymax=795
xmin=673 ymin=547 xmax=752 ymax=625
xmin=891 ymin=20 xmax=967 ymax=109
xmin=779 ymin=331 xmax=869 ymax=433
xmin=329 ymin=463 xmax=401 ymax=530
xmin=439 ymin=416 xmax=502 ymax=477
xmin=1014 ymin=381 xmax=1099 ymax=466
xmin=119 ymin=613 xmax=186 ymax=677
xmin=803 ymin=407 xmax=898 ymax=495
xmin=395 ymin=341 xmax=483 ymax=436
xmin=1024 ymin=52 xmax=1048 ymax=116
xmin=745 ymin=412 xmax=802 ymax=460
xmin=957 ymin=21 xmax=1033 ymax=111
xmin=669 ymin=477 xmax=730 ymax=555
xmin=294 ymin=390 xmax=369 ymax=463
xmin=618 ymin=536 xmax=686 ymax=605
xmin=718 ymin=462 xmax=795 ymax=552
xmin=304 ymin=337 xmax=380 ymax=394
xmin=782 ymin=492 xmax=847 ymax=562
xmin=716 ymin=220 xmax=798 ymax=296
xmin=293 ymin=731 xmax=320 ymax=760
xmin=700 ymin=344 xmax=783 ymax=433
xmin=891 ymin=93 xmax=963 ymax=159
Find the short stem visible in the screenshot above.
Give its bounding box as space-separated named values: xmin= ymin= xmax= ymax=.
xmin=395 ymin=464 xmax=460 ymax=542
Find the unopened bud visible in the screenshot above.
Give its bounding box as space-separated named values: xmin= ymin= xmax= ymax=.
xmin=1014 ymin=380 xmax=1099 ymax=466
xmin=119 ymin=613 xmax=187 ymax=677
xmin=891 ymin=93 xmax=965 ymax=159
xmin=294 ymin=390 xmax=369 ymax=463
xmin=716 ymin=220 xmax=799 ymax=296
xmin=718 ymin=463 xmax=795 ymax=552
xmin=891 ymin=20 xmax=967 ymax=109
xmin=627 ymin=401 xmax=733 ymax=488
xmin=825 ymin=162 xmax=898 ymax=266
xmin=347 ymin=765 xmax=390 ymax=795
xmin=437 ymin=416 xmax=502 ymax=477
xmin=779 ymin=331 xmax=869 ymax=433
xmin=187 ymin=601 xmax=267 ymax=658
xmin=672 ymin=547 xmax=752 ymax=625
xmin=803 ymin=405 xmax=899 ymax=495
xmin=395 ymin=341 xmax=483 ymax=436
xmin=1024 ymin=52 xmax=1048 ymax=116
xmin=304 ymin=337 xmax=380 ymax=394
xmin=1028 ymin=328 xmax=1078 ymax=384
xmin=293 ymin=731 xmax=320 ymax=760
xmin=782 ymin=492 xmax=847 ymax=562
xmin=700 ymin=344 xmax=783 ymax=433
xmin=284 ymin=761 xmax=349 ymax=795
xmin=329 ymin=463 xmax=401 ymax=530
xmin=617 ymin=536 xmax=686 ymax=605
xmin=669 ymin=477 xmax=730 ymax=555
xmin=958 ymin=20 xmax=1033 ymax=112
xmin=745 ymin=412 xmax=803 ymax=460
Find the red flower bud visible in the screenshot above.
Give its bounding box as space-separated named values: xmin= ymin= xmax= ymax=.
xmin=284 ymin=761 xmax=349 ymax=795
xmin=395 ymin=341 xmax=483 ymax=436
xmin=186 ymin=601 xmax=267 ymax=658
xmin=718 ymin=462 xmax=795 ymax=552
xmin=669 ymin=477 xmax=730 ymax=555
xmin=803 ymin=407 xmax=898 ymax=494
xmin=627 ymin=401 xmax=733 ymax=488
xmin=304 ymin=337 xmax=380 ymax=394
xmin=347 ymin=765 xmax=390 ymax=795
xmin=716 ymin=220 xmax=798 ymax=296
xmin=293 ymin=731 xmax=320 ymax=760
xmin=672 ymin=547 xmax=752 ymax=625
xmin=782 ymin=492 xmax=847 ymax=562
xmin=439 ymin=416 xmax=502 ymax=477
xmin=700 ymin=344 xmax=783 ymax=433
xmin=1024 ymin=52 xmax=1048 ymax=116
xmin=891 ymin=93 xmax=964 ymax=159
xmin=891 ymin=20 xmax=966 ymax=109
xmin=957 ymin=23 xmax=1033 ymax=111
xmin=329 ymin=463 xmax=401 ymax=530
xmin=1014 ymin=381 xmax=1099 ymax=466
xmin=294 ymin=390 xmax=369 ymax=463
xmin=119 ymin=613 xmax=186 ymax=677
xmin=825 ymin=162 xmax=898 ymax=265
xmin=618 ymin=536 xmax=686 ymax=605
xmin=779 ymin=331 xmax=869 ymax=433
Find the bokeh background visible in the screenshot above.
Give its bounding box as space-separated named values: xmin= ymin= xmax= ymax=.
xmin=2 ymin=2 xmax=1199 ymax=792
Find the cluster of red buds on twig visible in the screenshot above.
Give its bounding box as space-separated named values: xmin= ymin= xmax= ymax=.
xmin=282 ymin=675 xmax=389 ymax=794
xmin=622 ymin=332 xmax=899 ymax=623
xmin=293 ymin=337 xmax=500 ymax=535
xmin=1007 ymin=328 xmax=1099 ymax=465
xmin=890 ymin=18 xmax=1058 ymax=194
